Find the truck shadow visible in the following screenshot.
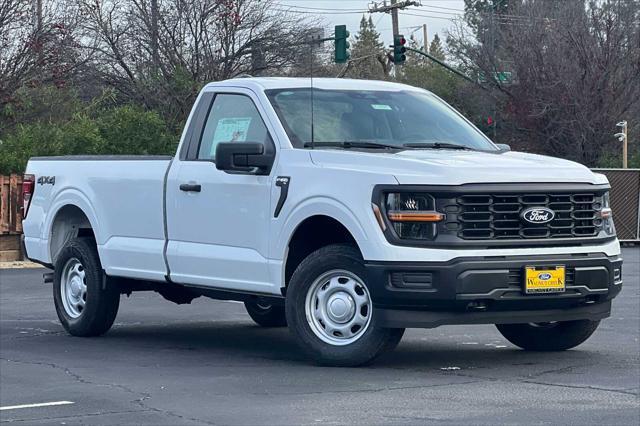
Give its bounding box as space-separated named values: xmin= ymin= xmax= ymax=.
xmin=101 ymin=321 xmax=609 ymax=369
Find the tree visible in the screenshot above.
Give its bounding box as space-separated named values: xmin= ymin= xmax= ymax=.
xmin=428 ymin=33 xmax=445 ymax=61
xmin=75 ymin=0 xmax=317 ymax=127
xmin=399 ymin=33 xmax=475 ymax=117
xmin=448 ymin=0 xmax=640 ymax=165
xmin=345 ymin=15 xmax=387 ymax=80
xmin=0 ymin=0 xmax=85 ymax=132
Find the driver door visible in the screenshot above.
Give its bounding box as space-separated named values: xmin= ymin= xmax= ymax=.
xmin=166 ymin=89 xmax=276 ymax=294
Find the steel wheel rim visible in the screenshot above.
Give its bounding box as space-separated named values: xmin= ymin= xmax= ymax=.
xmin=60 ymin=257 xmax=87 ymax=318
xmin=305 ymin=269 xmax=372 ymax=346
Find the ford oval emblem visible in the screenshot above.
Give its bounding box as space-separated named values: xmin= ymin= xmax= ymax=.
xmin=538 ymin=272 xmax=552 ymax=281
xmin=521 ymin=207 xmax=555 ymax=224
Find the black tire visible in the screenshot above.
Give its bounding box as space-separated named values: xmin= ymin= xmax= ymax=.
xmin=285 ymin=244 xmax=405 ymax=367
xmin=53 ymin=237 xmax=120 ymax=337
xmin=383 ymin=327 xmax=405 ymax=353
xmin=244 ymin=299 xmax=287 ymax=327
xmin=496 ymin=320 xmax=600 ymax=351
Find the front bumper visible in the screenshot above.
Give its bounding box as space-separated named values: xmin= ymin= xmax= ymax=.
xmin=365 ymin=252 xmax=623 ymax=328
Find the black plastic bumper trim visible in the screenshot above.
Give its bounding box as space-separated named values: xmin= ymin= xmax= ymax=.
xmin=377 ymin=300 xmax=612 ymax=329
xmin=365 ymin=252 xmax=623 ymax=310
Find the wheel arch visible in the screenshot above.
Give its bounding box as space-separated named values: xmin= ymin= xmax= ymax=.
xmin=283 ymin=215 xmax=361 ymax=289
xmin=277 ymin=197 xmax=371 ymax=290
xmin=45 ymin=191 xmax=101 ymax=265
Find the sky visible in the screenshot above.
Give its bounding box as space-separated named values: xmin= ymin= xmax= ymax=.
xmin=275 ymin=0 xmax=467 ymax=47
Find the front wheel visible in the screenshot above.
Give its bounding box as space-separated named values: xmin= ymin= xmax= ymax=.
xmin=496 ymin=320 xmax=600 ymax=351
xmin=286 ymin=244 xmax=404 ymax=367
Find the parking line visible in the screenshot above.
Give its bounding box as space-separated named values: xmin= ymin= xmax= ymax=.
xmin=0 ymin=401 xmax=74 ymax=411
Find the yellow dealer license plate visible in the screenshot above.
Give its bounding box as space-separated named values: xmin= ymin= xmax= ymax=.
xmin=525 ymin=266 xmax=566 ymax=294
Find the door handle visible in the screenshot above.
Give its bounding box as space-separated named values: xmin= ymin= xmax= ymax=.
xmin=179 ymin=183 xmax=201 ymax=192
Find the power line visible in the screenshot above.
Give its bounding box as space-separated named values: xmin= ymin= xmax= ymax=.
xmin=369 ymin=0 xmax=421 ymax=38
xmin=274 ymin=4 xmax=542 ymax=27
xmin=378 ymin=25 xmax=423 ymax=31
xmin=272 ymin=7 xmax=369 ymax=15
xmin=407 ymin=7 xmax=462 ymax=17
xmin=417 ymin=4 xmax=465 ymax=13
xmin=400 ymin=10 xmax=539 ymax=25
xmin=276 ymin=4 xmax=368 ymax=12
xmin=398 ymin=12 xmax=456 ymax=21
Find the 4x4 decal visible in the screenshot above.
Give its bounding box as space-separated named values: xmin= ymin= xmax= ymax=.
xmin=37 ymin=176 xmax=55 ymax=186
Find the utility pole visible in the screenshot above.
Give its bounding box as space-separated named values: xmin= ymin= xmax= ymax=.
xmin=150 ymin=0 xmax=160 ymax=73
xmin=488 ymin=1 xmax=500 ymax=139
xmin=615 ymin=121 xmax=628 ymax=169
xmin=422 ymin=24 xmax=428 ymax=51
xmin=391 ymin=0 xmax=400 ymax=38
xmin=32 ymin=0 xmax=42 ymax=31
xmin=32 ymin=0 xmax=43 ymax=65
xmin=368 ymin=0 xmax=421 ymax=38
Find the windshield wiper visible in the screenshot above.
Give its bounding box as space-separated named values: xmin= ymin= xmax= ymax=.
xmin=402 ymin=142 xmax=473 ymax=150
xmin=304 ymin=141 xmax=402 ymax=150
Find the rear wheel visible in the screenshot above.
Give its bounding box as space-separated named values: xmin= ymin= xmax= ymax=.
xmin=244 ymin=299 xmax=287 ymax=327
xmin=496 ymin=320 xmax=600 ymax=351
xmin=286 ymin=244 xmax=404 ymax=366
xmin=53 ymin=237 xmax=120 ymax=337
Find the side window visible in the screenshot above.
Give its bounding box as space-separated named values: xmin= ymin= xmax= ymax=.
xmin=197 ymin=94 xmax=269 ymax=161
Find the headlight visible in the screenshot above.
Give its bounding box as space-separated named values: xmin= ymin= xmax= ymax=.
xmin=599 ymin=192 xmax=615 ymax=235
xmin=381 ymin=192 xmax=444 ymax=240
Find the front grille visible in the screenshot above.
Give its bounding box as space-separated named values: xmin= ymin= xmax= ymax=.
xmin=443 ymin=193 xmax=603 ymax=240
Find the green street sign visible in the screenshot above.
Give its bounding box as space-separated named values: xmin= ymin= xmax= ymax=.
xmin=478 ymin=71 xmax=513 ymax=84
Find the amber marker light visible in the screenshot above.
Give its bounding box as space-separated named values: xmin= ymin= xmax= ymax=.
xmin=371 ymin=203 xmax=387 ymax=231
xmin=387 ymin=211 xmax=445 ymax=222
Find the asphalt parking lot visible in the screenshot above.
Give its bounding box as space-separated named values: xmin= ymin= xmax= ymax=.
xmin=1 ymin=248 xmax=638 ymax=425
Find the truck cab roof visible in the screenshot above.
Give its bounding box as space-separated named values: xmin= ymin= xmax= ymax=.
xmin=205 ymin=77 xmax=426 ymax=93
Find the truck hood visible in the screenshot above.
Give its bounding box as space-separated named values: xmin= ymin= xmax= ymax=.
xmin=309 ymin=149 xmax=607 ymax=185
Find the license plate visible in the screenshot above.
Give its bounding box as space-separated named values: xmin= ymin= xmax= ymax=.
xmin=524 ymin=266 xmax=566 ymax=294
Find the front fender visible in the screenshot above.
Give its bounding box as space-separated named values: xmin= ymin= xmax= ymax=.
xmin=273 ymin=196 xmax=374 ymax=261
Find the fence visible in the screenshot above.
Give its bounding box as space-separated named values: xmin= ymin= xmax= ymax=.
xmin=0 ymin=174 xmax=23 ymax=234
xmin=594 ymin=169 xmax=640 ymax=242
xmin=0 ymin=174 xmax=23 ymax=261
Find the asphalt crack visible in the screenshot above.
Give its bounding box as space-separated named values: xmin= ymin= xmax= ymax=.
xmin=0 ymin=409 xmax=151 ymax=424
xmin=436 ymin=369 xmax=639 ymax=397
xmin=0 ymin=358 xmax=217 ymax=425
xmin=519 ymin=379 xmax=639 ymax=396
xmin=251 ymin=379 xmax=484 ymax=396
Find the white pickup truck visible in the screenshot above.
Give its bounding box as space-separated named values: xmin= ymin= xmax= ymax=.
xmin=22 ymin=77 xmax=623 ymax=366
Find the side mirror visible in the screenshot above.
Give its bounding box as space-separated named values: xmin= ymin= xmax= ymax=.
xmin=215 ymin=142 xmax=274 ymax=175
xmin=495 ymin=143 xmax=511 ymax=152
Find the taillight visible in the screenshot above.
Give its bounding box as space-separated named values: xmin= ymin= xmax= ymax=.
xmin=22 ymin=174 xmax=35 ymax=219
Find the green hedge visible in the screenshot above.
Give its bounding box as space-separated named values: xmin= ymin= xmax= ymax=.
xmin=0 ymin=106 xmax=177 ymax=175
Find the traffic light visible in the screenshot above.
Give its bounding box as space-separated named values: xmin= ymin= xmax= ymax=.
xmin=393 ymin=34 xmax=407 ymax=64
xmin=334 ymin=25 xmax=350 ymax=63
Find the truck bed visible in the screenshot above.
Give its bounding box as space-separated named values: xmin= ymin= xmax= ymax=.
xmin=24 ymin=155 xmax=173 ymax=281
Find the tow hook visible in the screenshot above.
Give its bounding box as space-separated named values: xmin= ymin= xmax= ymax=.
xmin=43 ymin=272 xmax=53 ymax=284
xmin=466 ymin=301 xmax=488 ymax=311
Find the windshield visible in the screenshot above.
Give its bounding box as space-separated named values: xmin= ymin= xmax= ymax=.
xmin=265 ymin=88 xmax=497 ymax=151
